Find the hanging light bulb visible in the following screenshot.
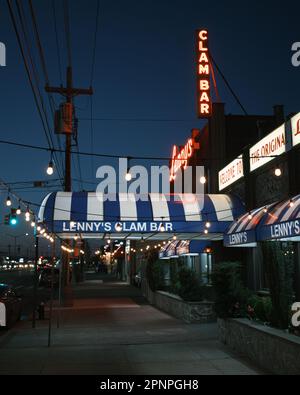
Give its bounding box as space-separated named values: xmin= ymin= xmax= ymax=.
xmin=173 ymin=234 xmax=177 ymax=241
xmin=274 ymin=167 xmax=282 ymax=177
xmin=47 ymin=160 xmax=54 ymax=176
xmin=115 ymin=223 xmax=122 ymax=232
xmin=25 ymin=208 xmax=30 ymax=222
xmin=200 ymin=176 xmax=207 ymax=185
xmin=125 ymin=171 xmax=132 ymax=182
xmin=31 ymin=220 xmax=36 ymax=228
xmin=205 ymin=221 xmax=211 ymax=229
xmin=160 ymin=224 xmax=165 ymax=232
xmin=289 ymin=200 xmax=295 ymax=208
xmin=16 ymin=205 xmax=21 ymax=215
xmin=125 ymin=157 xmax=132 ymax=181
xmin=204 ymin=229 xmax=209 ymax=235
xmin=248 ymin=213 xmax=253 ymax=220
xmin=6 ymin=196 xmax=12 ymax=207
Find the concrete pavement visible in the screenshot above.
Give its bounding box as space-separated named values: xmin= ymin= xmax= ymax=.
xmin=0 ymin=275 xmax=264 ymax=375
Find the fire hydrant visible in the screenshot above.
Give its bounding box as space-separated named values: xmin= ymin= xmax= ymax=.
xmin=38 ymin=302 xmax=45 ymax=320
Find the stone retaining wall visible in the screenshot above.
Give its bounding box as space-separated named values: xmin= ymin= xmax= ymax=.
xmin=145 ymin=285 xmax=215 ymax=323
xmin=218 ymin=318 xmax=300 ymax=375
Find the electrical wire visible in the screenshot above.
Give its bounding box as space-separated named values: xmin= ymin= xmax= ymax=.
xmin=0 ymin=138 xmax=283 ymax=161
xmin=27 ymin=0 xmax=65 ymax=180
xmin=8 ymin=0 xmax=64 ymax=184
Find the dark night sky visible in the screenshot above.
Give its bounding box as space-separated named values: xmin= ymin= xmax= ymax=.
xmin=0 ymin=0 xmax=300 ymax=253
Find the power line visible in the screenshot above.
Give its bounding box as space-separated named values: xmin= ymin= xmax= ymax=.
xmin=27 ymin=0 xmax=65 ymax=180
xmin=90 ymin=0 xmax=100 ymax=87
xmin=63 ymin=0 xmax=72 ymax=68
xmin=52 ymin=0 xmax=63 ymax=85
xmin=0 ymin=138 xmax=283 ymax=161
xmin=79 ymin=117 xmax=198 ymax=122
xmin=8 ymin=0 xmax=64 ymax=184
xmin=210 ymin=54 xmax=248 ymax=116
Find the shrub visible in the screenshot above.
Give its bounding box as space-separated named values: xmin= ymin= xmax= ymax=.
xmin=247 ymin=295 xmax=272 ymax=323
xmin=212 ymin=261 xmax=250 ymax=319
xmin=174 ymin=267 xmax=203 ymax=302
xmin=262 ymin=242 xmax=295 ymax=329
xmin=145 ymin=251 xmax=165 ymax=292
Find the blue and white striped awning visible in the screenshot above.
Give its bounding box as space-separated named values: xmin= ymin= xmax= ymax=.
xmin=224 ymin=194 xmax=300 ymax=246
xmin=159 ymin=240 xmax=210 ymax=259
xmin=259 ymin=194 xmax=300 ymax=241
xmin=38 ymin=192 xmax=244 ymax=240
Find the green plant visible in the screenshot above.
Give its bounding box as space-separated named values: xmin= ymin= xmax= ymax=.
xmin=174 ymin=267 xmax=203 ymax=302
xmin=145 ymin=251 xmax=165 ymax=292
xmin=262 ymin=242 xmax=295 ymax=329
xmin=212 ymin=261 xmax=250 ymax=319
xmin=247 ymin=295 xmax=272 ymax=323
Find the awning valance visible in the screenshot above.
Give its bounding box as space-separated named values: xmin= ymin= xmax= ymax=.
xmin=259 ymin=194 xmax=300 ymax=242
xmin=38 ymin=192 xmax=245 ymax=241
xmin=159 ymin=240 xmax=211 ymax=259
xmin=224 ymin=194 xmax=300 ymax=246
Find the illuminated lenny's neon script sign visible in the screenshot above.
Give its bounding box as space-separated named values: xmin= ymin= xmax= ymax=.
xmin=170 ymin=138 xmax=194 ymax=181
xmin=197 ymin=29 xmax=212 ymax=118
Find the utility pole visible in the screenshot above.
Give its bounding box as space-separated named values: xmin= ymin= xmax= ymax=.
xmin=45 ymin=67 xmax=93 ymax=191
xmin=45 ymin=67 xmax=93 ymax=296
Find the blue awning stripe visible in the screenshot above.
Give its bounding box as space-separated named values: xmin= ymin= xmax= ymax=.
xmin=103 ymin=197 xmax=121 ymax=222
xmin=71 ymin=192 xmax=87 ymax=222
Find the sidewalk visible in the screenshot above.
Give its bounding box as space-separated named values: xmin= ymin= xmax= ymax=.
xmin=0 ymin=276 xmax=264 ymax=375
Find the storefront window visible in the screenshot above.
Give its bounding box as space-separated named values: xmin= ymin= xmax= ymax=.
xmin=199 ymin=253 xmax=212 ymax=284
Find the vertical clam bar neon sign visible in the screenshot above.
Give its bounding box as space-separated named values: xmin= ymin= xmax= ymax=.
xmin=197 ymin=29 xmax=212 ymax=118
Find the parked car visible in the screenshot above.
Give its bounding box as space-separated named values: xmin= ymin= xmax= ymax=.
xmin=0 ymin=284 xmax=22 ymax=328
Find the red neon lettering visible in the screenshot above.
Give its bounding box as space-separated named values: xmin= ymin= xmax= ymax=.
xmin=197 ymin=29 xmax=211 ymax=118
xmin=199 ymin=30 xmax=208 ymax=41
xmin=295 ymin=119 xmax=300 ymax=136
xmin=198 ymin=64 xmax=210 ymax=75
xmin=170 ymin=139 xmax=194 ymax=181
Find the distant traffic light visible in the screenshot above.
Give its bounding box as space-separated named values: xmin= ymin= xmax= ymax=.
xmin=10 ymin=215 xmax=18 ymax=226
xmin=4 ymin=209 xmax=19 ymax=226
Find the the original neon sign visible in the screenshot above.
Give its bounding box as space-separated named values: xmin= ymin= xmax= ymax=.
xmin=197 ymin=29 xmax=212 ymax=118
xmin=170 ymin=138 xmax=194 ymax=181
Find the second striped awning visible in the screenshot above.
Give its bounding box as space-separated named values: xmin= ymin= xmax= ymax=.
xmin=224 ymin=194 xmax=300 ymax=246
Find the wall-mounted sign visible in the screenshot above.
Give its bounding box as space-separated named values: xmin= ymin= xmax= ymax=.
xmin=196 ymin=29 xmax=212 ymax=118
xmin=291 ymin=112 xmax=300 ymax=147
xmin=250 ymin=124 xmax=287 ymax=172
xmin=219 ymin=156 xmax=244 ymax=191
xmin=170 ymin=134 xmax=200 ymax=182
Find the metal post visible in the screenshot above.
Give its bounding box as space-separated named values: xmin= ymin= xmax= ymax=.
xmin=32 ymin=235 xmax=39 ymax=328
xmin=57 ymin=243 xmax=63 ymax=329
xmin=48 ymin=241 xmax=55 ymax=347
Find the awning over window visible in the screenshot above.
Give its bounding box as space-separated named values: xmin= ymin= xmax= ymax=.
xmin=224 ymin=206 xmax=272 ymax=247
xmin=159 ymin=240 xmax=211 ymax=259
xmin=224 ymin=194 xmax=300 ymax=246
xmin=38 ymin=192 xmax=245 ymax=241
xmin=259 ymin=194 xmax=300 ymax=242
